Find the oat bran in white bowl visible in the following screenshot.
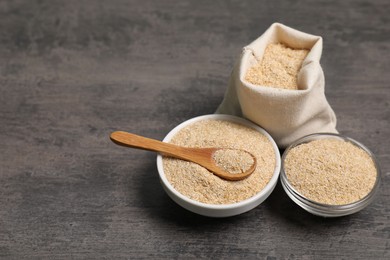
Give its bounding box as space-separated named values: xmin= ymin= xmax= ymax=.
xmin=156 ymin=114 xmax=281 ymax=217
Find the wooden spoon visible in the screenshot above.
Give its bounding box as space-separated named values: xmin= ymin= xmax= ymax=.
xmin=110 ymin=131 xmax=257 ymax=181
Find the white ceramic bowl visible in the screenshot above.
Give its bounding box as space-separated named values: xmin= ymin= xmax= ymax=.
xmin=156 ymin=114 xmax=281 ymax=217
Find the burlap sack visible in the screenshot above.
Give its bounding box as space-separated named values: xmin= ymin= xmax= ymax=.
xmin=216 ymin=23 xmax=337 ymax=148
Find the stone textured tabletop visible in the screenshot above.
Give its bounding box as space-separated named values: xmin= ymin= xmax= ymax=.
xmin=0 ymin=0 xmax=389 ymax=259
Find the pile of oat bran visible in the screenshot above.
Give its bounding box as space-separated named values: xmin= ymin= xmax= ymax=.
xmin=284 ymin=139 xmax=377 ymax=205
xmin=245 ymin=43 xmax=309 ymax=90
xmin=163 ymin=119 xmax=276 ymax=205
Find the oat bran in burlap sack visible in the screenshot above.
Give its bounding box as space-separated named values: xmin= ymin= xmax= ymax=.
xmin=216 ymin=23 xmax=337 ymax=148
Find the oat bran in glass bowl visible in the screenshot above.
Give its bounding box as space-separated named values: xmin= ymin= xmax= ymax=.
xmin=156 ymin=114 xmax=281 ymax=217
xmin=281 ymin=133 xmax=381 ymax=217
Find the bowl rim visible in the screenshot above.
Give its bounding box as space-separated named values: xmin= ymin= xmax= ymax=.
xmin=156 ymin=114 xmax=281 ymax=210
xmin=280 ymin=132 xmax=381 ymax=216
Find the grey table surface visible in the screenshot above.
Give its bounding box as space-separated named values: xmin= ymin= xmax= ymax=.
xmin=0 ymin=0 xmax=389 ymax=259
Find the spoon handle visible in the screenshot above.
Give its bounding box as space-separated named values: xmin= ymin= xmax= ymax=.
xmin=110 ymin=131 xmax=187 ymax=158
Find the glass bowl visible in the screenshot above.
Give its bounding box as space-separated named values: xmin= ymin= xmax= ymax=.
xmin=280 ymin=133 xmax=381 ymax=217
xmin=156 ymin=114 xmax=281 ymax=217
